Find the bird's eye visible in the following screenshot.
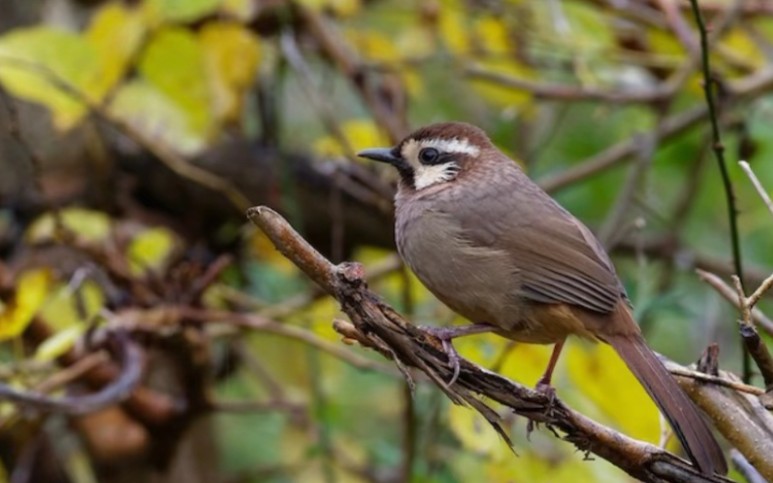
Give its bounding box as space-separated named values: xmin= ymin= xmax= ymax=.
xmin=419 ymin=147 xmax=440 ymax=164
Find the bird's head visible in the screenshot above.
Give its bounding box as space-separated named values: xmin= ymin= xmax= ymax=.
xmin=358 ymin=122 xmax=495 ymax=192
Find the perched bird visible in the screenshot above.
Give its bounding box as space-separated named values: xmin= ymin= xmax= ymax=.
xmin=357 ymin=122 xmax=727 ymax=476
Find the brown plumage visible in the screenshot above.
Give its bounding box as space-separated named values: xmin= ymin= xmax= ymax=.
xmin=358 ymin=122 xmax=727 ymax=475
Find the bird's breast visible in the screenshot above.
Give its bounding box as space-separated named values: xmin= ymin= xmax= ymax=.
xmin=395 ymin=198 xmax=525 ymax=328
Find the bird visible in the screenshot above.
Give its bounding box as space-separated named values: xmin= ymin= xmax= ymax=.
xmin=357 ymin=121 xmax=727 ymax=476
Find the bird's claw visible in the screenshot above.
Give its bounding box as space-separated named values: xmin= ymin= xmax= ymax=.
xmin=535 ymin=381 xmax=557 ymax=402
xmin=441 ymin=338 xmax=462 ymax=386
xmin=421 ymin=326 xmax=463 ymax=387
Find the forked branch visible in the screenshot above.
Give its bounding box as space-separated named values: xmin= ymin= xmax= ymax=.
xmin=246 ymin=206 xmax=736 ymax=483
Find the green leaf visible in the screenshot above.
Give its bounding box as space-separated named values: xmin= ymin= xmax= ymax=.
xmin=109 ymin=79 xmax=207 ymax=154
xmin=145 ymin=0 xmax=221 ymax=23
xmin=35 ymin=326 xmax=85 ymax=362
xmin=26 ymin=208 xmax=112 ymax=244
xmin=39 ymin=280 xmax=105 ymax=332
xmin=127 ymin=227 xmax=179 ymax=275
xmin=138 ymin=27 xmax=213 ymax=144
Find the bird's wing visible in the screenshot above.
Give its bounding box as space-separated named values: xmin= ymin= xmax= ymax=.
xmin=449 ymin=176 xmax=625 ymax=314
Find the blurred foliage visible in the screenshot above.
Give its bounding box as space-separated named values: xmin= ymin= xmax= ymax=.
xmin=1 ymin=0 xmax=773 ymax=482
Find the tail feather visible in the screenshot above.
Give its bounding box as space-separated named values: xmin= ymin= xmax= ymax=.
xmin=607 ymin=333 xmax=727 ymax=475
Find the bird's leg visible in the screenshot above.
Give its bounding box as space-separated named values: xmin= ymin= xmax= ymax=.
xmin=420 ymin=323 xmax=496 ymax=386
xmin=535 ymin=339 xmax=566 ymax=399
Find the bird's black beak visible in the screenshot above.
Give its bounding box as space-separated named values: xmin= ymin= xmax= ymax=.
xmin=357 ymin=147 xmax=402 ymax=166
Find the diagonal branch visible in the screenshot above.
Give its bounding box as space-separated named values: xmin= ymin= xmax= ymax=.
xmin=247 ymin=205 xmax=734 ymax=483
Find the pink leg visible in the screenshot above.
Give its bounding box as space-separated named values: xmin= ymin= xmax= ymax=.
xmin=536 ymin=338 xmax=566 ymax=393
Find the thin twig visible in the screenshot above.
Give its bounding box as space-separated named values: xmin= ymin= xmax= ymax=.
xmin=538 ymin=61 xmax=773 ymax=194
xmin=730 ymin=449 xmax=768 ymax=483
xmin=688 ymin=0 xmax=749 ymax=382
xmin=667 ymin=366 xmax=764 ymax=397
xmin=738 ymin=160 xmax=773 ymax=218
xmin=464 ymin=65 xmax=674 ymax=104
xmin=538 ymin=106 xmax=707 ymax=192
xmin=188 ymin=308 xmax=399 ymax=376
xmin=296 ymin=5 xmax=408 ymax=143
xmin=696 ymin=269 xmax=773 ymax=337
xmin=731 ymin=275 xmax=773 ymax=391
xmin=598 ymin=131 xmax=656 ymax=247
xmin=34 ymin=351 xmax=110 ymax=394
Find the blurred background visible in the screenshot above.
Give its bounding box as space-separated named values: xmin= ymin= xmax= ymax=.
xmin=0 ymin=0 xmax=772 ymax=481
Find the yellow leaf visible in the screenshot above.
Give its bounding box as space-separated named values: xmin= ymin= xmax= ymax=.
xmin=85 ymin=2 xmax=146 ymax=99
xmin=305 ymin=298 xmax=343 ymax=342
xmin=719 ymin=28 xmax=764 ymax=72
xmin=438 ymin=0 xmax=471 ymax=55
xmin=448 ymin=403 xmax=501 ymax=455
xmin=497 ymin=342 xmax=555 ymax=387
xmin=247 ymin=229 xmax=298 ymax=276
xmin=312 ymin=119 xmax=389 ymax=158
xmin=483 ymin=444 xmax=614 ymax=482
xmin=109 ymin=79 xmax=206 ymax=154
xmin=470 ymin=58 xmax=535 ymax=108
xmin=296 ymin=0 xmax=361 ymax=17
xmin=35 ymin=326 xmax=85 ymax=361
xmin=0 ymin=27 xmax=99 ymax=129
xmin=566 ymin=342 xmax=660 ymax=441
xmin=127 ymin=227 xmax=178 ymax=275
xmin=395 ymin=27 xmax=435 ymax=59
xmin=26 ymin=208 xmax=111 ymax=244
xmin=199 ymin=22 xmax=260 ymax=122
xmin=0 ymin=269 xmax=53 ymax=341
xmin=139 ymin=27 xmax=213 ymax=141
xmin=646 ymin=27 xmax=686 ymax=64
xmin=474 ymin=16 xmax=512 ymax=56
xmin=39 ymin=280 xmax=105 ymax=331
xmin=345 ymin=30 xmax=399 ymax=63
xmin=220 ymin=0 xmax=258 ymax=21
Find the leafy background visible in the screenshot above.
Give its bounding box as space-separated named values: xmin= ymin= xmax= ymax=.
xmin=1 ymin=0 xmax=772 ymax=482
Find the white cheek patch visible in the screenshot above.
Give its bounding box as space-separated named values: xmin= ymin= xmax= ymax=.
xmin=399 ymin=136 xmax=476 ymax=190
xmin=413 ymin=163 xmax=461 ymax=190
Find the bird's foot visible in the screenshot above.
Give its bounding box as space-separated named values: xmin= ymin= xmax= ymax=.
xmin=535 ymin=381 xmax=557 ymax=402
xmin=419 ymin=324 xmax=496 ymax=387
xmin=420 ymin=326 xmax=464 ymax=386
xmin=526 ymin=384 xmax=560 ymax=440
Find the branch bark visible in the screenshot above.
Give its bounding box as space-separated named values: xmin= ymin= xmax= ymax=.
xmin=246 ymin=206 xmax=735 ymax=483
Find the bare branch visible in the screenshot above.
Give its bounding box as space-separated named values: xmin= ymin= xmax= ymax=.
xmin=247 ymin=206 xmax=734 ymax=483
xmin=738 ymin=160 xmax=773 ymax=222
xmin=729 ymin=275 xmax=773 ymax=392
xmin=696 ymin=269 xmax=773 ymax=336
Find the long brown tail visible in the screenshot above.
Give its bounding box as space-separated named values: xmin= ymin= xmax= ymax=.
xmin=606 ymin=332 xmax=727 ymax=475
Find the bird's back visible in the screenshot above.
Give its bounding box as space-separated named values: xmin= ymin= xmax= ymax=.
xmin=396 ymin=157 xmax=628 ymax=342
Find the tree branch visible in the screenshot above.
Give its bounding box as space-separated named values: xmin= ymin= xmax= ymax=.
xmin=246 ymin=206 xmax=734 ymax=483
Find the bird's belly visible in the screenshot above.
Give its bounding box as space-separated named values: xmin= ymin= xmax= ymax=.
xmin=396 ymin=209 xmax=524 ymax=329
xmin=396 ymin=208 xmax=598 ymax=345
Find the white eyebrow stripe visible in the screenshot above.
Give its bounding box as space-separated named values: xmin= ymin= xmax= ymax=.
xmin=419 ymin=138 xmax=480 ymax=157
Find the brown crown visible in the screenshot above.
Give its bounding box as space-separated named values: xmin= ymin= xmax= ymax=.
xmin=397 ymin=122 xmax=492 ymax=151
